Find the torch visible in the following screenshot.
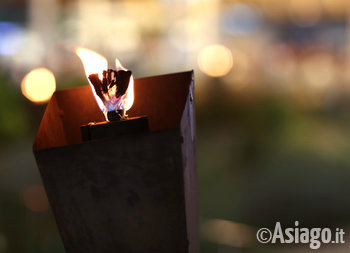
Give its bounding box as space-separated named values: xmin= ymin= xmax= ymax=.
xmin=75 ymin=48 xmax=148 ymax=141
xmin=33 ymin=48 xmax=198 ymax=253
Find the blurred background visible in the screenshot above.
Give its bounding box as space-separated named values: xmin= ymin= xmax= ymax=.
xmin=2 ymin=0 xmax=350 ymax=252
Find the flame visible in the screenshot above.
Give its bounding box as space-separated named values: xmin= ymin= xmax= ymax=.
xmin=75 ymin=47 xmax=134 ymax=120
xmin=75 ymin=48 xmax=107 ymax=113
xmin=75 ymin=48 xmax=107 ymax=79
xmin=115 ymin=58 xmax=134 ymax=112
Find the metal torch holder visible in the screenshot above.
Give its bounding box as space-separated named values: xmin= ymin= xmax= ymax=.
xmin=33 ymin=71 xmax=198 ymax=253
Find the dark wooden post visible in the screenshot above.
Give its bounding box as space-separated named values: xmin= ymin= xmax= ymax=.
xmin=33 ymin=71 xmax=199 ymax=253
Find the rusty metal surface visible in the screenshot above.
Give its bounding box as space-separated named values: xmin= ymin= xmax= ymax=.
xmin=33 ymin=71 xmax=193 ymax=151
xmin=36 ymin=129 xmax=188 ymax=253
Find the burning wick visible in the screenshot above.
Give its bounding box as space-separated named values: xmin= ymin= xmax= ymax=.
xmin=88 ymin=69 xmax=132 ymax=121
xmin=76 ymin=48 xmax=135 ymax=122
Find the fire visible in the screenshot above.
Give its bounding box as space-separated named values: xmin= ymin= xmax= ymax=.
xmin=75 ymin=47 xmax=134 ymax=120
xmin=116 ymin=58 xmax=134 ymax=112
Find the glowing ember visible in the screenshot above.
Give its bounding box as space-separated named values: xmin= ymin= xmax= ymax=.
xmin=76 ymin=47 xmax=134 ymax=121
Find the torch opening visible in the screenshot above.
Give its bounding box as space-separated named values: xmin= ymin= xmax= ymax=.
xmin=75 ymin=47 xmax=135 ymax=121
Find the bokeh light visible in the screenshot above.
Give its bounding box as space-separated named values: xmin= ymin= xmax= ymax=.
xmin=300 ymin=53 xmax=335 ymax=89
xmin=168 ymin=18 xmax=203 ymax=52
xmin=288 ymin=0 xmax=322 ymax=27
xmin=321 ymin=0 xmax=346 ymax=18
xmin=201 ymin=219 xmax=255 ymax=248
xmin=21 ymin=68 xmax=56 ymax=104
xmin=0 ymin=22 xmax=24 ymax=56
xmin=9 ymin=30 xmax=45 ymax=68
xmin=220 ymin=3 xmax=262 ymax=36
xmin=264 ymin=43 xmax=297 ymax=84
xmin=198 ymin=44 xmax=233 ymax=77
xmin=22 ymin=185 xmax=50 ymax=212
xmin=108 ymin=18 xmax=140 ymax=52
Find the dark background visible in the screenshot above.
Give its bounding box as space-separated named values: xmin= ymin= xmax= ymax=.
xmin=1 ymin=0 xmax=350 ymax=252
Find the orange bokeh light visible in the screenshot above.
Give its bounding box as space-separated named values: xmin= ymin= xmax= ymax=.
xmin=198 ymin=44 xmax=233 ymax=77
xmin=21 ymin=68 xmax=56 ymax=104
